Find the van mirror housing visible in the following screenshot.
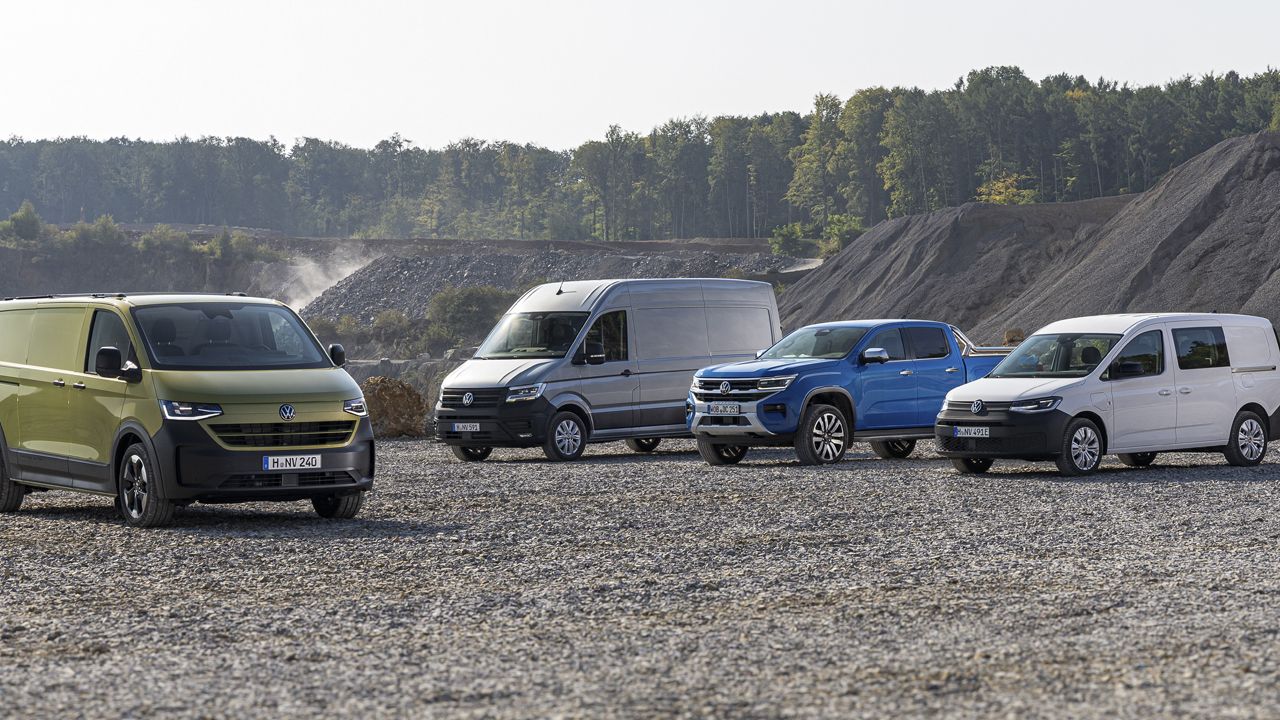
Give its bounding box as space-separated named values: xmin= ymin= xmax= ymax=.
xmin=329 ymin=343 xmax=347 ymax=367
xmin=95 ymin=347 xmax=123 ymax=378
xmin=584 ymin=341 xmax=606 ymax=365
xmin=860 ymin=348 xmax=890 ymax=364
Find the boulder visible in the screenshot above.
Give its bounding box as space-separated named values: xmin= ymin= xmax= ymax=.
xmin=360 ymin=376 xmax=428 ymax=438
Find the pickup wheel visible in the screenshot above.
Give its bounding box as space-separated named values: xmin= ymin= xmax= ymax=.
xmin=697 ymin=438 xmax=748 ymax=465
xmin=1054 ymin=417 xmax=1103 ymax=476
xmin=794 ymin=403 xmax=848 ymax=465
xmin=625 ymin=438 xmax=662 ymax=453
xmin=1117 ymin=452 xmax=1157 ymax=467
xmin=1224 ymin=410 xmax=1268 ymax=467
xmin=951 ymin=457 xmax=994 ymax=474
xmin=870 ymin=439 xmax=916 ymax=459
xmin=450 ymin=446 xmax=493 ymax=462
xmin=0 ymin=449 xmax=24 ymax=512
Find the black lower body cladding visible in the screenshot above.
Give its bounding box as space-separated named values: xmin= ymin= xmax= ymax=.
xmin=934 ymin=408 xmax=1073 ymax=460
xmin=435 ymin=396 xmax=555 ymax=448
xmin=149 ymin=417 xmax=375 ymax=503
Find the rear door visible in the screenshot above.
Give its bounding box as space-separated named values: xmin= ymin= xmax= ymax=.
xmin=855 ymin=327 xmax=916 ymax=429
xmin=1169 ymin=324 xmax=1236 ymax=445
xmin=577 ymin=310 xmax=638 ymax=432
xmin=17 ymin=306 xmax=89 ymax=483
xmin=904 ymin=325 xmax=964 ymax=427
xmin=1105 ymin=327 xmax=1176 ymax=450
xmin=66 ymin=308 xmax=136 ymax=491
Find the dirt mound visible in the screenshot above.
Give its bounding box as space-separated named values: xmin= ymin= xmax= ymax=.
xmin=305 ymin=248 xmax=799 ymax=323
xmin=360 ymin=376 xmax=429 ymax=438
xmin=781 ymin=132 xmax=1280 ymax=343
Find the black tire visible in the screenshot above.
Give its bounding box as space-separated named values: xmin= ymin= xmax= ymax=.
xmin=1054 ymin=417 xmax=1104 ymax=477
xmin=1117 ymin=452 xmax=1157 ymax=467
xmin=116 ymin=442 xmax=175 ymax=528
xmin=870 ymin=439 xmax=916 ymax=459
xmin=450 ymin=445 xmax=493 ymax=462
xmin=1224 ymin=410 xmax=1268 ymax=467
xmin=696 ymin=437 xmax=748 ymax=465
xmin=0 ymin=449 xmax=23 ymax=513
xmin=794 ymin=403 xmax=849 ymax=465
xmin=543 ymin=410 xmax=587 ymax=461
xmin=625 ymin=438 xmax=662 ymax=453
xmin=951 ymin=457 xmax=994 ymax=474
xmin=312 ymin=493 xmax=364 ymax=519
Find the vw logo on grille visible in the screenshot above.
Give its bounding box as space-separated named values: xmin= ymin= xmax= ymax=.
xmin=719 ymin=381 xmax=732 ymax=395
xmin=970 ymin=399 xmax=985 ymax=415
xmin=279 ymin=404 xmax=296 ymax=421
xmin=462 ymin=392 xmax=475 ymax=406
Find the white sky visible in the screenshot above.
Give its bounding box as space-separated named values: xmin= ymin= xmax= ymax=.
xmin=2 ymin=0 xmax=1276 ymax=150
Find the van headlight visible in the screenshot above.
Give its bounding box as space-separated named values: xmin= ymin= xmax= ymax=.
xmin=506 ymin=383 xmax=545 ymax=403
xmin=1009 ymin=397 xmax=1061 ymax=413
xmin=160 ymin=400 xmax=223 ymax=421
xmin=757 ymin=375 xmax=796 ymax=391
xmin=343 ymin=397 xmax=369 ymax=417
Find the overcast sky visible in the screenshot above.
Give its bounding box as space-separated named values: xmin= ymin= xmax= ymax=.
xmin=3 ymin=0 xmax=1276 ymax=150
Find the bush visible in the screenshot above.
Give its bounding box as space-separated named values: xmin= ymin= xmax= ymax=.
xmin=426 ymin=286 xmax=517 ymax=346
xmin=769 ymin=222 xmax=805 ymax=257
xmin=818 ymin=214 xmax=864 ymax=257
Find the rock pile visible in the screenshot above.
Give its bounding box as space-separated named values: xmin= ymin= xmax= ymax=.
xmin=360 ymin=376 xmax=429 ymax=438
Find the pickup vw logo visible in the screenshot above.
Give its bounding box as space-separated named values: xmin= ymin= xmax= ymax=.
xmin=719 ymin=381 xmax=732 ymax=395
xmin=279 ymin=404 xmax=296 ymax=421
xmin=970 ymin=400 xmax=985 ymax=415
xmin=462 ymin=392 xmax=475 ymax=406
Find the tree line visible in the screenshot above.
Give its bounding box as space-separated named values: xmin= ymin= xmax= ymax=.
xmin=2 ymin=66 xmax=1277 ymax=245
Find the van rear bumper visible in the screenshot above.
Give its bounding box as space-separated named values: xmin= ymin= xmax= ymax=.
xmin=434 ymin=397 xmax=553 ymax=448
xmin=150 ymin=417 xmax=375 ymax=503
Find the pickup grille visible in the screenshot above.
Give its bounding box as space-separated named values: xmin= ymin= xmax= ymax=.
xmin=209 ymin=421 xmax=356 ymax=448
xmin=440 ymin=388 xmax=505 ymax=408
xmin=692 ymin=377 xmax=778 ymax=403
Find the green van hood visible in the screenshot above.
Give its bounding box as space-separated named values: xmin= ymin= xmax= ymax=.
xmin=148 ymin=368 xmax=362 ymax=404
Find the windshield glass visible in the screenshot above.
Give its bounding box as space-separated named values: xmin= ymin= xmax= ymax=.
xmin=760 ymin=326 xmax=868 ymax=360
xmin=989 ymin=333 xmax=1122 ymax=378
xmin=133 ymin=303 xmax=331 ymax=370
xmin=476 ymin=312 xmax=589 ymax=359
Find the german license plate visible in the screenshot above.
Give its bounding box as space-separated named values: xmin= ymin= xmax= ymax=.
xmin=263 ymin=454 xmax=321 ymax=471
xmin=954 ymin=426 xmax=990 ymax=438
xmin=452 ymin=423 xmax=481 ymax=432
xmin=709 ymin=402 xmax=741 ymax=415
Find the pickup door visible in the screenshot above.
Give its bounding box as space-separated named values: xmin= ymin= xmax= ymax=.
xmin=902 ymin=326 xmax=966 ymax=426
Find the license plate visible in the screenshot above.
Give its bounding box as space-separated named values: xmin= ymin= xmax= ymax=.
xmin=953 ymin=426 xmax=990 ymax=438
xmin=709 ymin=403 xmax=741 ymax=415
xmin=263 ymin=454 xmax=321 ymax=471
xmin=452 ymin=422 xmax=481 ymax=432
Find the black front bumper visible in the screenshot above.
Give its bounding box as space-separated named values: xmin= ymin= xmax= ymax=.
xmin=934 ymin=408 xmax=1071 ymax=460
xmin=151 ymin=417 xmax=375 ymax=503
xmin=435 ymin=396 xmax=554 ymax=448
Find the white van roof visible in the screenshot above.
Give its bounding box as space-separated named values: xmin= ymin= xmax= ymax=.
xmin=508 ymin=278 xmax=775 ymax=313
xmin=1036 ymin=313 xmax=1273 ymax=336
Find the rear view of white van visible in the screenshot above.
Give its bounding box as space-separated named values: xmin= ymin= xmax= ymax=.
xmin=936 ymin=313 xmax=1280 ymax=476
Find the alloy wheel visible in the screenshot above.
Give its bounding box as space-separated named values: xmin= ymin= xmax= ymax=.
xmin=1238 ymin=418 xmax=1266 ymax=461
xmin=121 ymin=454 xmax=148 ymax=519
xmin=810 ymin=411 xmax=846 ymax=462
xmin=1070 ymin=426 xmax=1100 ymax=470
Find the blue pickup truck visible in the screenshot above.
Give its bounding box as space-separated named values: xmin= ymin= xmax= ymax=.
xmin=687 ymin=320 xmax=1010 ymax=465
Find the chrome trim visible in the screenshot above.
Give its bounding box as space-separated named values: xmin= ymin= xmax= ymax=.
xmin=1232 ymin=365 xmax=1277 ymax=374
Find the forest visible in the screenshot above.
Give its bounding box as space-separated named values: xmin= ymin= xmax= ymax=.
xmin=2 ymin=66 xmax=1278 ymax=247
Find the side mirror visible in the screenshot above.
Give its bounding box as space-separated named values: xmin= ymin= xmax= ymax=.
xmin=95 ymin=347 xmax=123 ymax=378
xmin=860 ymin=348 xmax=890 ymax=364
xmin=329 ymin=343 xmax=347 ymax=367
xmin=584 ymin=341 xmax=606 ymax=365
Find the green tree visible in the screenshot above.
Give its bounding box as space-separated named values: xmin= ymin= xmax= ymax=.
xmin=786 ymin=94 xmax=844 ymax=225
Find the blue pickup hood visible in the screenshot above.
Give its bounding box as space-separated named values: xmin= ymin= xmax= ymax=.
xmin=697 ymin=357 xmax=841 ymax=378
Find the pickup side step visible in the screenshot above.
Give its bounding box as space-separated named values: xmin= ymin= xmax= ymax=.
xmin=852 ymin=427 xmax=936 ymax=441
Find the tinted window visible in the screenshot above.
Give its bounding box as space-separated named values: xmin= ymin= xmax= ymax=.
xmin=85 ymin=310 xmax=134 ymax=374
xmin=904 ymin=327 xmax=950 ymax=359
xmin=134 ymin=303 xmax=330 ymax=370
xmin=583 ymin=311 xmax=628 ymax=362
xmin=867 ymin=328 xmax=907 ymax=361
xmin=1173 ymin=327 xmax=1229 ymax=370
xmin=1110 ymin=330 xmax=1163 ymax=378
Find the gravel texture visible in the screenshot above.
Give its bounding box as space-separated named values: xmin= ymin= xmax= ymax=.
xmin=4 ymin=440 xmax=1280 ymax=718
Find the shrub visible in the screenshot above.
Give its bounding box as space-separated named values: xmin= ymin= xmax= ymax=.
xmin=769 ymin=222 xmax=805 ymax=257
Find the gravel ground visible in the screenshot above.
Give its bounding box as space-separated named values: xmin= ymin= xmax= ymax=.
xmin=4 ymin=440 xmax=1280 ymax=718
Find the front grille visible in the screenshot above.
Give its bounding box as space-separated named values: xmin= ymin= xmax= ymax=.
xmin=221 ymin=471 xmax=356 ymax=489
xmin=946 ymin=400 xmax=1013 ymax=413
xmin=939 ymin=434 xmax=1045 ymax=454
xmin=698 ymin=416 xmax=750 ymax=427
xmin=440 ymin=388 xmax=505 ymax=408
xmin=693 ymin=377 xmax=778 ymax=403
xmin=210 ymin=421 xmax=356 ymax=448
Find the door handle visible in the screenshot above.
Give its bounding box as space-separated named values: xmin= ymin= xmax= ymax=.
xmin=944 ymin=367 xmax=960 ymax=373
xmin=1157 ymin=389 xmax=1172 ymax=396
xmin=52 ymin=379 xmax=65 ymax=388
xmin=621 ymin=369 xmax=632 ymax=377
xmin=899 ymin=369 xmax=914 ymax=376
xmin=1178 ymin=387 xmax=1192 ymax=395
xmin=72 ymin=382 xmax=86 ymax=390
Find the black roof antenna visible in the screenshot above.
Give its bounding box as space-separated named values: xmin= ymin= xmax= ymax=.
xmin=555 ymin=281 xmax=565 ymax=295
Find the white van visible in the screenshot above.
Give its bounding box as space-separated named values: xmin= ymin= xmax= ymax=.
xmin=435 ymin=279 xmax=782 ymax=461
xmin=935 ymin=313 xmax=1280 ymax=476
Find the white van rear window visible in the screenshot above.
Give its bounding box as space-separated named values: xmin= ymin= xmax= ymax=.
xmin=1223 ymin=326 xmax=1270 ymax=367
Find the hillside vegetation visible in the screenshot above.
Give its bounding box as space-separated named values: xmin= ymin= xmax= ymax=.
xmin=2 ymin=67 xmax=1278 ymax=246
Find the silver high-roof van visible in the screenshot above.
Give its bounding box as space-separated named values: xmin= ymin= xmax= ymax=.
xmin=435 ymin=278 xmax=781 ymax=461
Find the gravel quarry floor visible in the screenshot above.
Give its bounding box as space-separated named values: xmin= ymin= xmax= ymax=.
xmin=4 ymin=440 xmax=1280 ymax=718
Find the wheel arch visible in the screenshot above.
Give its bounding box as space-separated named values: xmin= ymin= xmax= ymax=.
xmin=112 ymin=421 xmax=162 ymax=489
xmin=550 ymin=401 xmax=593 ymax=436
xmin=802 ymin=387 xmax=855 ymax=426
xmin=1073 ymin=411 xmax=1109 ymax=454
xmin=1239 ymin=402 xmax=1269 ymax=435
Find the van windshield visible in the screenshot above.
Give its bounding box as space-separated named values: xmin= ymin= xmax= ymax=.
xmin=476 ymin=312 xmax=590 ymax=359
xmin=133 ymin=303 xmax=332 ymax=370
xmin=760 ymin=326 xmax=868 ymax=360
xmin=989 ymin=333 xmax=1122 ymax=378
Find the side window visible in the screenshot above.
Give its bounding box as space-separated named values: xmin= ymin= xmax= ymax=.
xmin=85 ymin=310 xmax=133 ymax=374
xmin=583 ymin=311 xmax=628 ymax=362
xmin=904 ymin=327 xmax=950 ymax=359
xmin=1173 ymin=327 xmax=1229 ymax=370
xmin=867 ymin=328 xmax=907 ymax=361
xmin=1111 ymin=330 xmax=1164 ymax=378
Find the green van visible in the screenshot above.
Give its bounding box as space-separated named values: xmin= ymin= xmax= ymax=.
xmin=0 ymin=293 xmax=374 ymax=527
